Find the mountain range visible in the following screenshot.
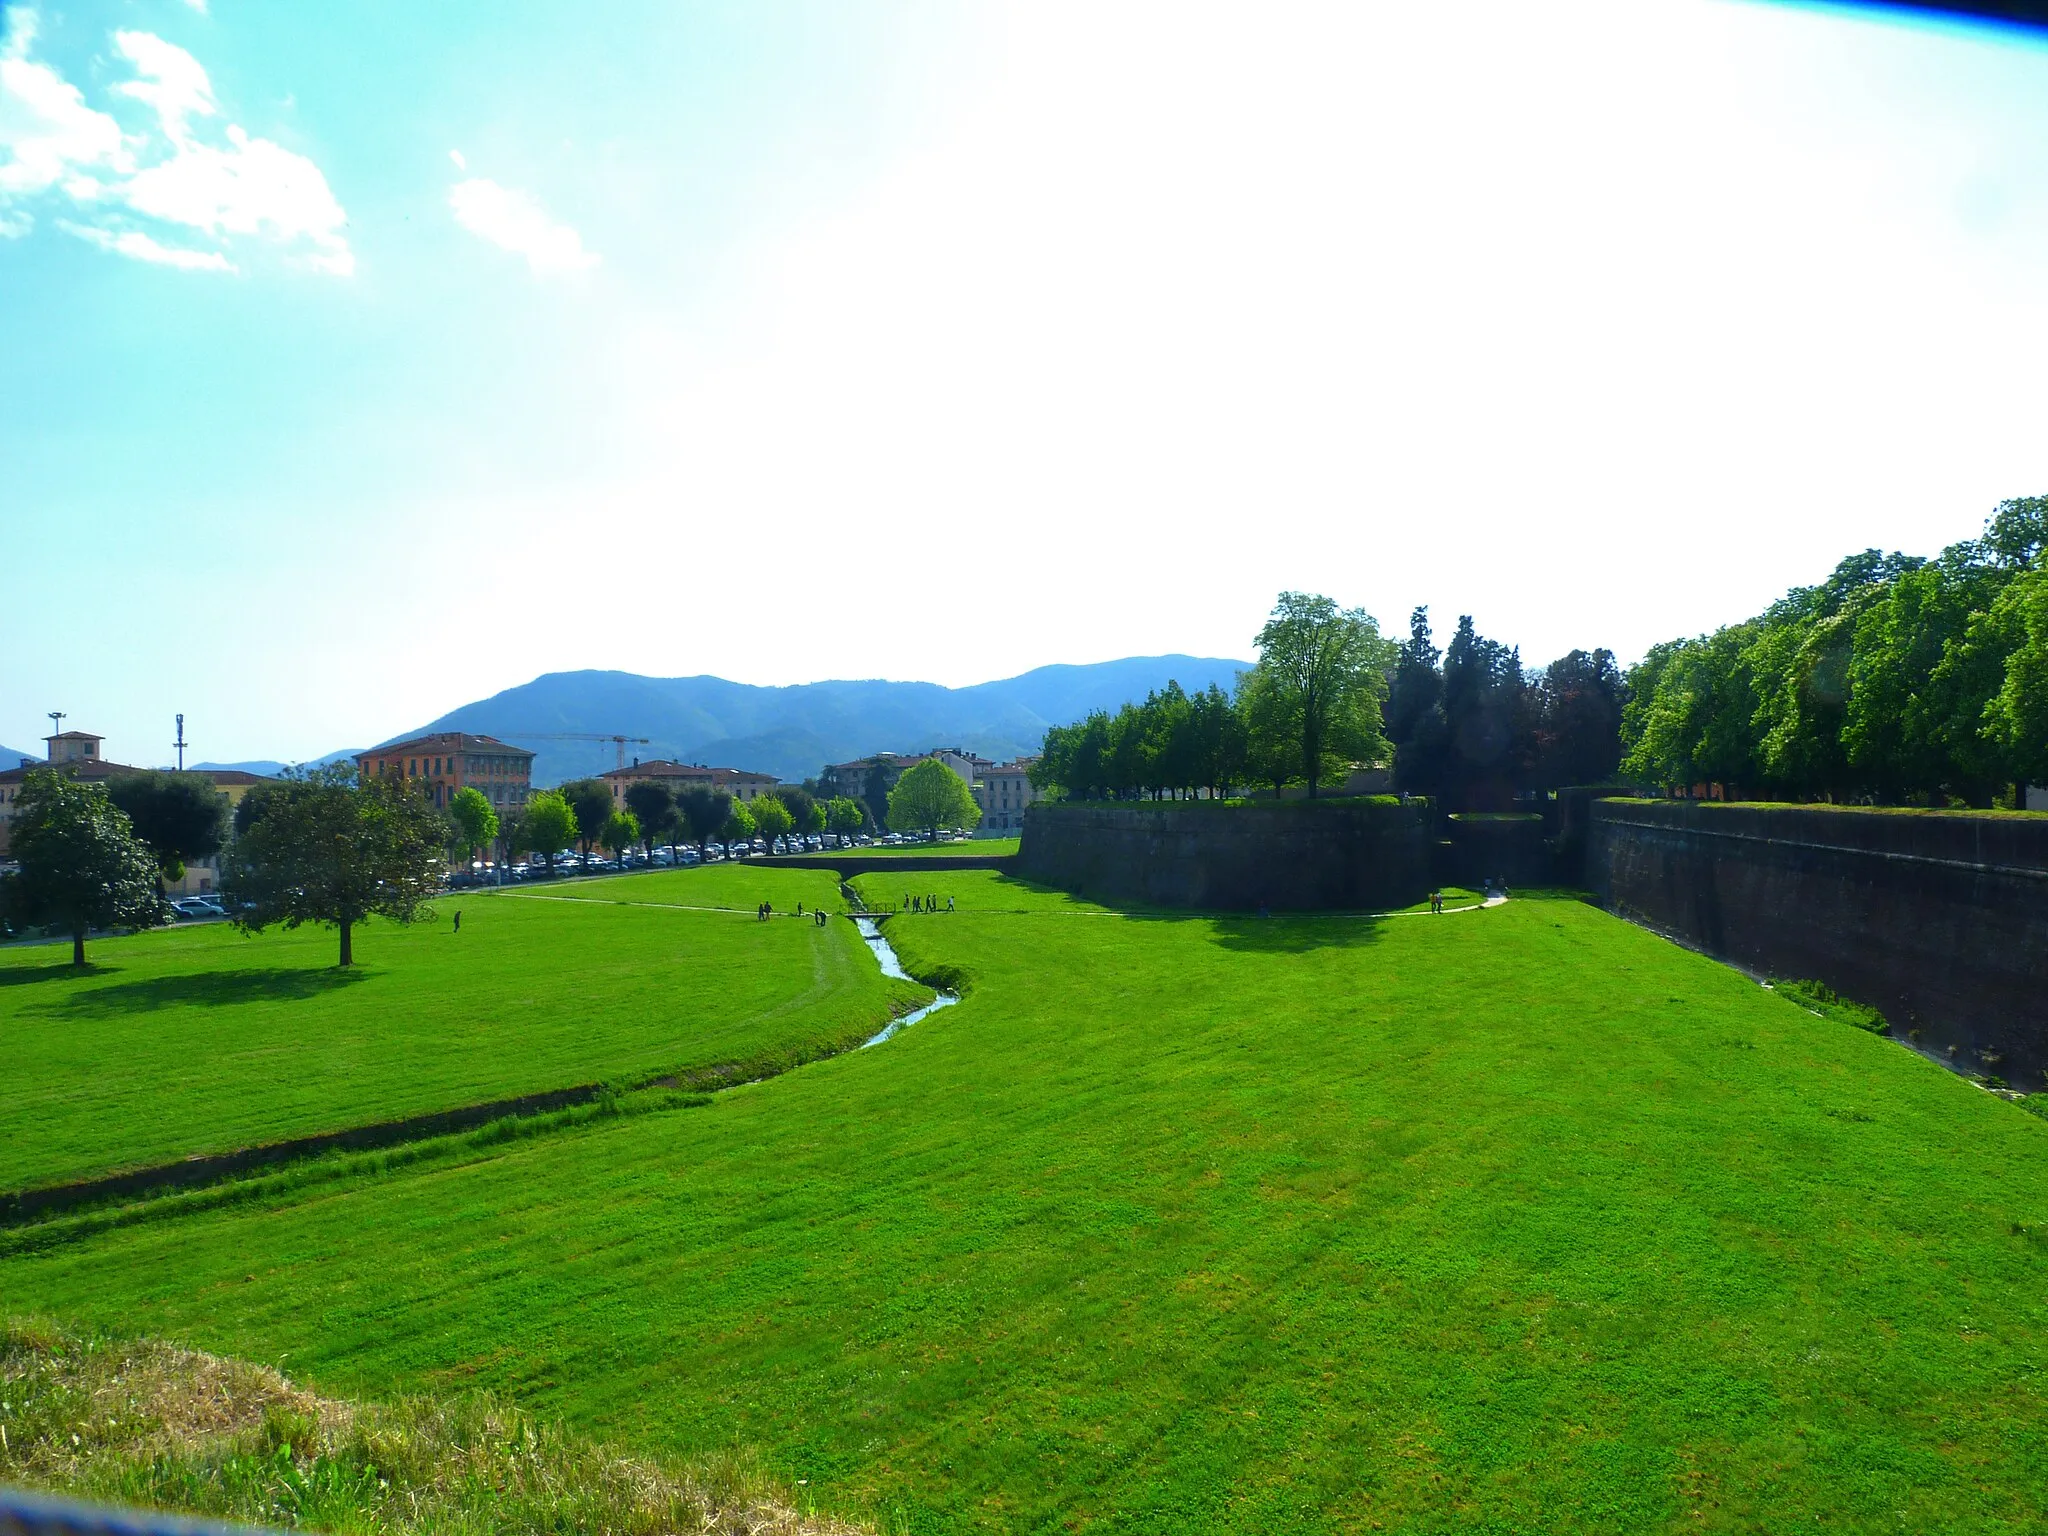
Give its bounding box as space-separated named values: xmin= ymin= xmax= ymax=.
xmin=401 ymin=656 xmax=1251 ymax=786
xmin=2 ymin=745 xmax=39 ymax=768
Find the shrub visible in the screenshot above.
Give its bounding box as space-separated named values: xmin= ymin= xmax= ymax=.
xmin=1771 ymin=979 xmax=1890 ymax=1034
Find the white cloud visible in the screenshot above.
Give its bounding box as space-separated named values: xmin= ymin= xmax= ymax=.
xmin=180 ymin=0 xmax=209 ymax=14
xmin=448 ymin=147 xmax=465 ymax=170
xmin=0 ymin=9 xmax=350 ymax=274
xmin=0 ymin=6 xmax=127 ymax=200
xmin=449 ymin=176 xmax=597 ymax=276
xmin=59 ymin=217 xmax=232 ymax=269
xmin=113 ymin=29 xmax=216 ymax=142
xmin=124 ymin=123 xmax=352 ymax=272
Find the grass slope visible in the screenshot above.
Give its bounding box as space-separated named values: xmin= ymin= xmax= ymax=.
xmin=1 ymin=866 xmax=922 ymax=1192
xmin=7 ymin=876 xmax=2048 ymax=1531
xmin=821 ymin=839 xmax=1021 ymax=860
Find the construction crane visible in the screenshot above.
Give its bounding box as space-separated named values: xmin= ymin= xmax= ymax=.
xmin=518 ymin=733 xmax=653 ymax=771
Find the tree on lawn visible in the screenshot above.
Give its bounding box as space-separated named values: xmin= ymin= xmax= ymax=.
xmin=775 ymin=786 xmax=825 ymax=838
xmin=448 ymin=786 xmax=500 ymax=872
xmin=599 ymin=810 xmax=640 ymax=862
xmin=225 ymin=766 xmax=444 ymax=967
xmin=826 ymin=796 xmax=866 ymax=838
xmin=1247 ymin=591 xmax=1393 ymax=798
xmin=558 ymin=778 xmax=614 ymax=860
xmin=858 ymin=755 xmax=902 ymax=831
xmin=624 ymin=780 xmax=675 ymax=857
xmin=2 ymin=769 xmax=163 ymax=965
xmin=750 ymin=792 xmax=794 ymax=851
xmin=513 ymin=791 xmax=578 ymax=874
xmin=678 ymin=786 xmax=733 ymax=855
xmin=888 ymin=759 xmax=981 ymax=840
xmin=105 ymin=771 xmax=229 ymax=892
xmin=721 ymin=799 xmax=757 ymax=853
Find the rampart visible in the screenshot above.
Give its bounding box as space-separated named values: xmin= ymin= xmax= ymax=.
xmin=1589 ymin=799 xmax=2048 ymax=1085
xmin=1016 ymin=799 xmax=1431 ymax=912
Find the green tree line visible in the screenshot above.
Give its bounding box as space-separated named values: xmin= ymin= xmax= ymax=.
xmin=1032 ymin=593 xmax=1626 ymax=805
xmin=1620 ymin=497 xmax=2048 ymax=804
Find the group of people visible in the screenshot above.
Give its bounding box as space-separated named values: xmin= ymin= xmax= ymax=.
xmin=903 ymin=892 xmax=955 ymax=913
xmin=757 ymin=899 xmax=831 ymax=927
xmin=1425 ymin=879 xmax=1511 ymax=914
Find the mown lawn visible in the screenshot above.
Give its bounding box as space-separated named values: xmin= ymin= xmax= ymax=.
xmin=0 ymin=865 xmax=923 ymax=1192
xmin=7 ymin=874 xmax=2048 ymax=1532
xmin=825 ymin=838 xmax=1020 ymax=859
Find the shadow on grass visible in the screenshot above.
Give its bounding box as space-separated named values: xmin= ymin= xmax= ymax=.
xmin=1202 ymin=914 xmax=1392 ymax=953
xmin=0 ymin=961 xmax=116 ymax=987
xmin=50 ymin=966 xmax=371 ymax=1016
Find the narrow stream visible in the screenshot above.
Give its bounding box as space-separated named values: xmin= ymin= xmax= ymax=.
xmin=855 ymin=916 xmax=959 ymax=1047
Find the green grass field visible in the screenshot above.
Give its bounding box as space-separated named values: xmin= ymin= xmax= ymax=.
xmin=0 ymin=865 xmax=924 ymax=1192
xmin=823 ymin=838 xmax=1021 ymax=859
xmin=8 ymin=871 xmax=2048 ymax=1531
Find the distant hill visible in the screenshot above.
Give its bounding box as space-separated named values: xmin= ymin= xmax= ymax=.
xmin=192 ymin=751 xmax=359 ymax=779
xmin=399 ymin=657 xmax=1251 ymax=785
xmin=1 ymin=745 xmax=40 ymax=769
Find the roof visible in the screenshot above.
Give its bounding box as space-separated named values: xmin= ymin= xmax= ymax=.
xmin=358 ymin=732 xmax=535 ymax=762
xmin=0 ymin=760 xmax=275 ymax=788
xmin=600 ymin=761 xmax=779 ymax=787
xmin=1 ymin=756 xmax=143 ymax=785
xmin=46 ymin=730 xmax=103 ymax=743
xmin=600 ymin=759 xmax=705 ymax=780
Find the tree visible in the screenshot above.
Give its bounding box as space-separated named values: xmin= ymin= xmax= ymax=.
xmin=887 ymin=758 xmax=981 ymax=839
xmin=558 ymin=778 xmax=614 ymax=858
xmin=858 ymin=755 xmax=903 ymax=831
xmin=1385 ymin=606 xmax=1449 ymax=796
xmin=1238 ymin=665 xmax=1301 ymax=797
xmin=448 ymin=786 xmax=500 ymax=871
xmin=1 ymin=769 xmax=162 ymax=965
xmin=225 ymin=766 xmax=444 ymax=967
xmin=513 ymin=791 xmax=578 ymax=873
xmin=104 ymin=771 xmax=229 ymax=888
xmin=774 ymin=786 xmax=823 ymax=837
xmin=624 ymin=781 xmax=675 ymax=856
xmin=1247 ymin=592 xmax=1392 ymax=797
xmin=1529 ymin=649 xmax=1626 ymax=789
xmin=599 ymin=810 xmax=640 ymax=861
xmin=678 ymin=786 xmax=733 ymax=853
xmin=1984 ymin=564 xmax=2048 ymax=790
xmin=1439 ymin=615 xmax=1531 ymax=810
xmin=826 ymin=795 xmax=866 ymax=837
xmin=750 ymin=792 xmax=794 ymax=850
xmin=721 ymin=799 xmax=757 ymax=852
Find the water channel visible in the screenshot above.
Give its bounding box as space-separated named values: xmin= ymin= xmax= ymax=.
xmin=855 ymin=916 xmax=959 ymax=1047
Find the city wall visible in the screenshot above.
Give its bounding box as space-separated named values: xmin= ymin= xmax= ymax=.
xmin=1016 ymin=799 xmax=1431 ymax=912
xmin=1588 ymin=799 xmax=2048 ymax=1085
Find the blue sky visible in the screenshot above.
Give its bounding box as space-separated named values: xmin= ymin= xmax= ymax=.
xmin=3 ymin=0 xmax=2047 ymax=765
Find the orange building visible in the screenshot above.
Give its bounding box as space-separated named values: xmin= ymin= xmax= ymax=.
xmin=355 ymin=732 xmax=535 ymax=817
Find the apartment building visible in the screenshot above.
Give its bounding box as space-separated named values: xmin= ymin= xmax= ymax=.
xmin=974 ymin=757 xmax=1041 ymax=832
xmin=599 ymin=759 xmax=780 ymax=809
xmin=356 ymin=732 xmax=535 ymax=816
xmin=0 ymin=729 xmax=271 ymax=890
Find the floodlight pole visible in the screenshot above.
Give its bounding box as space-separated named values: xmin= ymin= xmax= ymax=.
xmin=47 ymin=710 xmax=64 ymax=747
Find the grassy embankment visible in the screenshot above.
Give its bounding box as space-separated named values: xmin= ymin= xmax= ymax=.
xmin=811 ymin=838 xmax=1020 ymax=859
xmin=0 ymin=1319 xmax=863 ymax=1536
xmin=0 ymin=865 xmax=925 ymax=1193
xmin=8 ymin=870 xmax=2048 ymax=1530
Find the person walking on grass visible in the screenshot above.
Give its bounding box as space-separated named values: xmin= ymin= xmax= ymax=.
xmin=948 ymin=895 xmax=955 ymax=913
xmin=454 ymin=910 xmax=462 ymax=933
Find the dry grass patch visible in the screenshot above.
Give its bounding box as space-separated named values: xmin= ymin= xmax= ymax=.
xmin=1 ymin=1319 xmax=866 ymax=1536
